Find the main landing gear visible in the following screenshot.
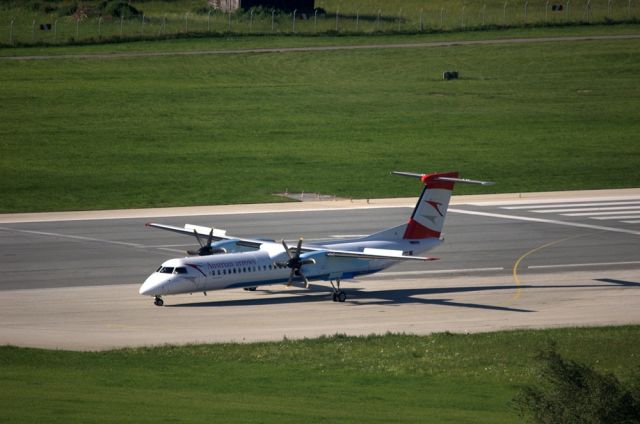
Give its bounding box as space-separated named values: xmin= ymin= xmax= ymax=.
xmin=330 ymin=279 xmax=347 ymax=303
xmin=154 ymin=296 xmax=164 ymax=307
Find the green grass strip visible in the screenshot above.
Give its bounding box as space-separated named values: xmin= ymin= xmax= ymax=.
xmin=1 ymin=326 xmax=639 ymax=423
xmin=0 ymin=27 xmax=639 ymax=212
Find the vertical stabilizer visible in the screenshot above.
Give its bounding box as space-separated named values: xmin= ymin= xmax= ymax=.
xmin=402 ymin=172 xmax=459 ymax=239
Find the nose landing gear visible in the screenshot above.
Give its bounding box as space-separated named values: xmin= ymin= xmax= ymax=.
xmin=154 ymin=296 xmax=164 ymax=307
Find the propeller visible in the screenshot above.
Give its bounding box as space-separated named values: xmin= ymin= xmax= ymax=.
xmin=187 ymin=229 xmax=220 ymax=256
xmin=277 ymin=238 xmax=316 ymax=287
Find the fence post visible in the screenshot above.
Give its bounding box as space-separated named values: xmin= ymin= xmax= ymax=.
xmin=271 ymin=9 xmax=275 ymax=32
xmin=629 ymin=0 xmax=632 ymax=17
xmin=208 ymin=10 xmax=211 ymax=31
xmin=228 ymin=10 xmax=231 ymax=32
xmin=356 ymin=9 xmax=359 ymax=31
xmin=483 ymin=4 xmax=487 ymax=25
xmin=504 ymin=1 xmax=508 ymax=24
xmin=141 ymin=14 xmax=145 ymax=36
xmin=162 ymin=15 xmax=166 ymax=35
xmin=32 ymin=19 xmax=36 ymax=42
xmin=185 ymin=12 xmax=189 ymax=32
xmin=420 ymin=8 xmax=424 ymax=31
xmin=335 ymin=8 xmax=339 ymax=31
xmin=292 ymin=9 xmax=296 ymax=33
xmin=76 ymin=18 xmax=79 ymax=39
xmin=524 ymin=0 xmax=528 ymax=24
xmin=586 ymin=0 xmax=591 ymax=22
xmin=440 ymin=7 xmax=445 ymax=28
xmin=566 ymin=0 xmax=570 ymax=22
xmin=461 ymin=5 xmax=465 ymax=28
xmin=545 ymin=1 xmax=550 ymax=21
xmin=54 ymin=19 xmax=57 ymax=42
xmin=120 ymin=14 xmax=123 ymax=36
xmin=250 ymin=9 xmax=254 ymax=33
xmin=314 ymin=9 xmax=318 ymax=32
xmin=376 ymin=9 xmax=381 ymax=31
xmin=397 ymin=8 xmax=402 ymax=31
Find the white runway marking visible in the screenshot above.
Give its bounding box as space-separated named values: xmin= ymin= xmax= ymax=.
xmin=468 ymin=195 xmax=640 ymax=207
xmin=623 ymin=220 xmax=640 ymax=224
xmin=534 ymin=205 xmax=640 ymax=213
xmin=528 ymin=261 xmax=640 ymax=269
xmin=564 ymin=210 xmax=640 ymax=216
xmin=592 ymin=215 xmax=640 ymax=220
xmin=448 ymin=209 xmax=640 ymax=236
xmin=0 ymin=227 xmax=145 ymax=248
xmin=502 ymin=200 xmax=640 ymax=209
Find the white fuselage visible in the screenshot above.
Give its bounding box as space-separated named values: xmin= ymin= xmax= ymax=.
xmin=139 ymin=236 xmax=441 ymax=297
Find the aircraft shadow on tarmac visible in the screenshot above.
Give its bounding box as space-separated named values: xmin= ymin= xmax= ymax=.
xmin=167 ymin=277 xmax=639 ymax=310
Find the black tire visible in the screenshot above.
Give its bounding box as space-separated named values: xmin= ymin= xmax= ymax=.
xmin=332 ymin=293 xmax=338 ymax=302
xmin=338 ymin=292 xmax=346 ymax=303
xmin=154 ymin=297 xmax=164 ymax=307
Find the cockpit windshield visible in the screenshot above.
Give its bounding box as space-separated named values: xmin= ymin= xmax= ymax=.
xmin=156 ymin=266 xmax=187 ymax=274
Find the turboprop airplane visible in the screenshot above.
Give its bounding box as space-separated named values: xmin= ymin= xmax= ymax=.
xmin=140 ymin=171 xmax=493 ymax=306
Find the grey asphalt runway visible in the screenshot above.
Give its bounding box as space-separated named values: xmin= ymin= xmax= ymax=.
xmin=0 ymin=189 xmax=639 ymax=350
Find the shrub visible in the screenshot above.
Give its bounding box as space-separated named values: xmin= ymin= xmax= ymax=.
xmin=514 ymin=344 xmax=640 ymax=423
xmin=99 ymin=0 xmax=141 ymax=18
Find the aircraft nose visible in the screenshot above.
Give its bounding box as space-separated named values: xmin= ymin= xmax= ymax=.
xmin=139 ymin=273 xmax=166 ymax=296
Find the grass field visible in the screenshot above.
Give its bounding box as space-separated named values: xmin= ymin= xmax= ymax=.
xmin=1 ymin=27 xmax=639 ymax=212
xmin=1 ymin=327 xmax=639 ymax=423
xmin=0 ymin=0 xmax=637 ymax=45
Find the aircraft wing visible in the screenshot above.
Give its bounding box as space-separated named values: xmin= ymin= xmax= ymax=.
xmin=148 ymin=223 xmax=437 ymax=261
xmin=303 ymin=246 xmax=438 ymax=262
xmin=145 ymin=222 xmax=264 ymax=249
xmin=325 ymin=250 xmax=437 ymax=261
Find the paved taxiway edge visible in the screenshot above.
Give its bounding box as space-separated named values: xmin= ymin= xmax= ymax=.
xmin=2 ymin=188 xmax=639 ymax=224
xmin=1 ymin=269 xmax=638 ymax=351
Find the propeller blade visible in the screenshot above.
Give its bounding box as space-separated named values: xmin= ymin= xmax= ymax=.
xmin=299 ymin=270 xmax=310 ymax=288
xmin=282 ymin=240 xmax=293 ymax=259
xmin=296 ymin=238 xmax=303 ymax=256
xmin=206 ymin=229 xmax=214 ymax=247
xmin=193 ymin=229 xmax=205 ymax=248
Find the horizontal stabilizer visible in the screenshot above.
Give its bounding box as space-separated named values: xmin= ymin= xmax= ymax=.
xmin=391 ymin=171 xmax=494 ymax=186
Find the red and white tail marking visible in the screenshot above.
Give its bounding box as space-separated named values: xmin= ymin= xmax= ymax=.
xmin=403 ymin=171 xmax=459 ymax=239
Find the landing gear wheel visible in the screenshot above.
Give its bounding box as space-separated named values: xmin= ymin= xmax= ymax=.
xmin=154 ymin=296 xmax=164 ymax=307
xmin=330 ymin=279 xmax=346 ymax=303
xmin=244 ymin=287 xmax=257 ymax=291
